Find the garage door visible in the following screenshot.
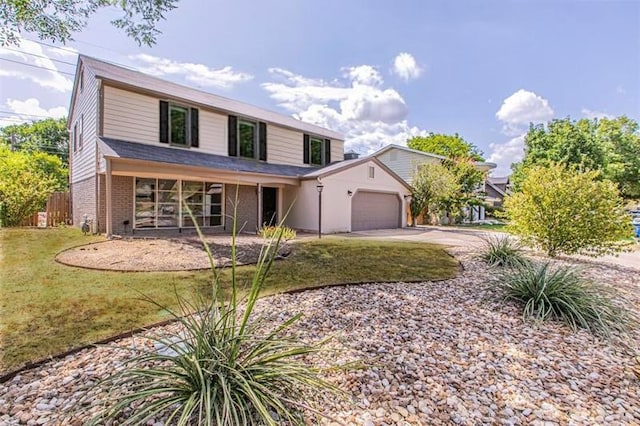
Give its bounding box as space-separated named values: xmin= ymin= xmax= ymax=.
xmin=351 ymin=191 xmax=401 ymax=231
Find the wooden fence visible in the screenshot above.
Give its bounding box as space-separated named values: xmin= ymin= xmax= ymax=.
xmin=19 ymin=192 xmax=72 ymax=227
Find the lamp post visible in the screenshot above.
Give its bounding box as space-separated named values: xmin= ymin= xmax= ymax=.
xmin=316 ymin=183 xmax=324 ymax=239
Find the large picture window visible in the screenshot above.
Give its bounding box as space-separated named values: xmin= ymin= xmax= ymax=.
xmin=135 ymin=178 xmax=223 ymax=229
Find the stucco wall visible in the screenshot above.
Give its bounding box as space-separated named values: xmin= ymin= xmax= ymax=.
xmin=287 ymin=160 xmax=409 ymax=233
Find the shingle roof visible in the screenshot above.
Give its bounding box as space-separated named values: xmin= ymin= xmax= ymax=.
xmin=99 ymin=137 xmax=316 ymax=178
xmin=81 ymin=55 xmax=343 ymax=141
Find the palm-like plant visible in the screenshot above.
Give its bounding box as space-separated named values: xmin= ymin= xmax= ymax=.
xmin=89 ymin=196 xmax=342 ymax=425
xmin=479 ymin=234 xmax=530 ymax=268
xmin=492 ymin=261 xmax=630 ymax=336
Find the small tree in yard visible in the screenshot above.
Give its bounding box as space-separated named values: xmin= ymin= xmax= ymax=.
xmin=410 ymin=163 xmax=458 ymax=225
xmin=504 ymin=164 xmax=632 ymax=257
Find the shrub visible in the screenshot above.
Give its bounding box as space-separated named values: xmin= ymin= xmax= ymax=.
xmin=504 ymin=164 xmax=633 ymax=257
xmin=0 ymin=146 xmax=67 ymax=226
xmin=479 ymin=235 xmax=530 ymax=268
xmin=259 ymin=224 xmax=297 ymax=241
xmin=89 ymin=202 xmax=340 ymax=425
xmin=492 ymin=261 xmax=629 ymax=336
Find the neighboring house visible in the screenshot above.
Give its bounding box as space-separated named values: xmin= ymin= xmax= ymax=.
xmin=372 ymin=144 xmax=496 ymax=223
xmin=68 ymin=55 xmax=409 ymax=236
xmin=485 ymin=176 xmax=511 ymax=207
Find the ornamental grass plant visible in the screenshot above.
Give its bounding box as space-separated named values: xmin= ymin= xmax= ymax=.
xmin=479 ymin=234 xmax=530 ymax=268
xmin=89 ymin=198 xmax=342 ymax=425
xmin=492 ymin=261 xmax=632 ymax=337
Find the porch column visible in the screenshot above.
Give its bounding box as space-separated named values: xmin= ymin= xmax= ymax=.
xmin=105 ymin=159 xmax=113 ymax=237
xmin=257 ymin=183 xmax=262 ymax=230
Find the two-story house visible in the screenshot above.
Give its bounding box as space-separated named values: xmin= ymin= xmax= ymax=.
xmin=372 ymin=144 xmax=496 ymax=223
xmin=68 ymin=56 xmax=410 ymax=237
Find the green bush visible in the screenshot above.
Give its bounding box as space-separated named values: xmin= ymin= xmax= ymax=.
xmin=492 ymin=261 xmax=630 ymax=336
xmin=504 ymin=164 xmax=633 ymax=257
xmin=479 ymin=235 xmax=529 ymax=268
xmin=259 ymin=225 xmax=297 ymax=241
xmin=0 ymin=146 xmax=67 ymax=226
xmin=90 ymin=204 xmax=340 ymax=425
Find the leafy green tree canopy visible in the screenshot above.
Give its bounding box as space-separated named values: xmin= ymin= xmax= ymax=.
xmin=407 ymin=133 xmax=484 ymax=161
xmin=0 ymin=117 xmax=69 ymax=163
xmin=504 ymin=164 xmax=632 ymax=258
xmin=1 ymin=0 xmax=179 ymax=46
xmin=0 ymin=145 xmax=67 ymax=226
xmin=410 ymin=162 xmax=459 ymax=224
xmin=511 ymin=116 xmax=640 ymax=199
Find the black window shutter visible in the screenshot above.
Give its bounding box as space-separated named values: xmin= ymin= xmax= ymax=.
xmin=324 ymin=138 xmax=331 ymax=164
xmin=259 ymin=121 xmax=267 ymax=161
xmin=190 ymin=108 xmax=199 ymax=147
xmin=159 ymin=101 xmax=169 ymax=143
xmin=228 ymin=115 xmax=238 ymax=157
xmin=303 ymin=134 xmax=310 ymax=164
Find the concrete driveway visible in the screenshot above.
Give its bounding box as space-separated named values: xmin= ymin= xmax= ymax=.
xmin=337 ymin=226 xmax=640 ymax=271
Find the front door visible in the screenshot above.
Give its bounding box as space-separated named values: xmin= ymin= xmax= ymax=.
xmin=262 ymin=187 xmax=278 ymax=226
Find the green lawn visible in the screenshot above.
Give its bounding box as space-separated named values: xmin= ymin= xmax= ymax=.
xmin=0 ymin=228 xmax=457 ymax=374
xmin=449 ymin=223 xmax=507 ymax=232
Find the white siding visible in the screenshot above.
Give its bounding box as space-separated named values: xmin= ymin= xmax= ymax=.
xmin=102 ymin=86 xmax=158 ymax=145
xmin=376 ymin=148 xmax=441 ymax=185
xmin=267 ymin=125 xmax=304 ymax=166
xmin=102 ymin=86 xmax=345 ymax=165
xmin=70 ymin=65 xmax=99 ymax=183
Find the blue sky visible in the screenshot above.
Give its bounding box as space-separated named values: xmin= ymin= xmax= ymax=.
xmin=1 ymin=0 xmax=638 ymax=175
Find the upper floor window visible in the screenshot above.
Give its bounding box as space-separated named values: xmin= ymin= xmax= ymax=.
xmin=78 ymin=115 xmax=84 ymax=151
xmin=228 ymin=115 xmax=267 ymax=161
xmin=159 ymin=101 xmax=199 ymax=148
xmin=73 ymin=123 xmax=78 ymax=153
xmin=303 ymin=134 xmax=331 ymax=166
xmin=368 ymin=165 xmax=375 ymax=179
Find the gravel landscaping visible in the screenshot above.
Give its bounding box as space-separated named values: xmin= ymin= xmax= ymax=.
xmin=2 ymin=248 xmax=639 ymax=425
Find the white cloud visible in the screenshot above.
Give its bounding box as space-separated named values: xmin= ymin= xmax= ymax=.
xmin=0 ymin=38 xmax=74 ymax=93
xmin=262 ymin=64 xmax=426 ymax=153
xmin=129 ymin=53 xmax=253 ymax=89
xmin=487 ymin=89 xmax=555 ymax=176
xmin=392 ymin=52 xmax=422 ymax=81
xmin=0 ymin=98 xmax=67 ymax=127
xmin=495 ymin=89 xmax=554 ymax=135
xmin=486 ymin=134 xmax=526 ymax=177
xmin=581 ymin=108 xmax=613 ymax=120
xmin=344 ymin=65 xmax=384 ymax=87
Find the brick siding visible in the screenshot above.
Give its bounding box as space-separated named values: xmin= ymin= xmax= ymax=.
xmin=71 ymin=176 xmax=96 ymax=229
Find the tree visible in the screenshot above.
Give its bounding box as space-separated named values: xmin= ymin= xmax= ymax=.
xmin=504 ymin=164 xmax=632 ymax=258
xmin=410 ymin=163 xmax=459 ymax=225
xmin=407 ymin=133 xmax=484 ymax=161
xmin=439 ymin=158 xmax=486 ymax=223
xmin=0 ymin=117 xmax=69 ymax=164
xmin=1 ymin=0 xmax=179 ymax=46
xmin=598 ymin=116 xmax=640 ymax=200
xmin=511 ymin=116 xmax=640 ymax=199
xmin=0 ymin=145 xmax=67 ymax=226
